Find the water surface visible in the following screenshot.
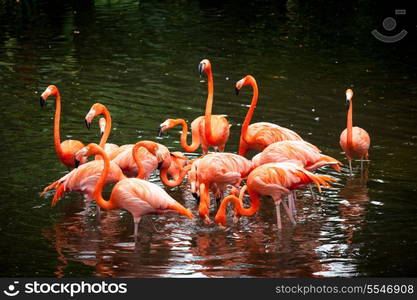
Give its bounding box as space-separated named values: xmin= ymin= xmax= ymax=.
xmin=0 ymin=0 xmax=416 ymax=277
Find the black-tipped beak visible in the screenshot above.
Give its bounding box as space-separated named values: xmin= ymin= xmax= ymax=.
xmin=74 ymin=159 xmax=80 ymax=168
xmin=100 ymin=131 xmax=104 ymax=137
xmin=198 ymin=63 xmax=204 ymax=75
xmin=40 ymin=97 xmax=46 ymax=107
xmin=85 ymin=119 xmax=91 ymax=129
xmin=192 ymin=193 xmax=200 ymax=203
xmin=157 ymin=161 xmax=163 ymax=169
xmin=158 ymin=127 xmax=163 ymax=137
xmin=345 ymin=99 xmax=350 ymax=110
xmin=235 ymin=87 xmax=240 ymax=96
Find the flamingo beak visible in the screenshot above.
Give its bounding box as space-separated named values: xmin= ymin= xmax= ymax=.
xmin=345 ymin=99 xmax=350 ymax=110
xmin=235 ymin=87 xmax=240 ymax=96
xmin=198 ymin=62 xmax=204 ymax=75
xmin=158 ymin=126 xmax=164 ymax=137
xmin=74 ymin=158 xmax=80 ymax=168
xmin=192 ymin=193 xmax=200 ymax=203
xmin=85 ymin=119 xmax=91 ymax=129
xmin=157 ymin=161 xmax=163 ymax=169
xmin=39 ymin=97 xmax=46 ymax=107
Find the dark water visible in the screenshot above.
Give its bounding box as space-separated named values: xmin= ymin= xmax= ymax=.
xmin=1 ymin=0 xmax=417 ymax=277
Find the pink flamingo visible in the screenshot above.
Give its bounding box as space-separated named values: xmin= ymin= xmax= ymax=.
xmin=77 ymin=143 xmax=193 ymax=239
xmin=159 ymin=59 xmax=230 ymax=154
xmin=214 ymin=162 xmax=336 ymax=229
xmin=39 ymin=85 xmax=86 ymax=168
xmin=84 ymin=103 xmax=120 ymax=160
xmin=189 ymin=152 xmax=253 ymax=224
xmin=252 ymin=140 xmax=341 ymax=172
xmin=339 ymin=89 xmax=370 ymax=175
xmin=235 ymin=75 xmax=303 ymax=157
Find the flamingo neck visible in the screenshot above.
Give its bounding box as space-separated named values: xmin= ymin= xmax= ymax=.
xmin=240 ymin=76 xmax=258 ymax=150
xmin=99 ymin=106 xmax=112 ymax=148
xmin=93 ymin=146 xmax=117 ymax=210
xmin=215 ymin=187 xmax=261 ymax=225
xmin=53 ymin=91 xmax=64 ymax=159
xmin=175 ymin=119 xmax=200 ymax=152
xmin=132 ymin=141 xmax=155 ymax=179
xmin=198 ymin=183 xmax=210 ymax=220
xmin=160 ymin=164 xmax=191 ymax=187
xmin=204 ymin=68 xmax=215 ymax=144
xmin=347 ymin=100 xmax=353 ymax=148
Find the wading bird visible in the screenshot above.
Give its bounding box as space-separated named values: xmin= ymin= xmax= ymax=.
xmin=159 ymin=59 xmax=230 ymax=154
xmin=39 ymin=85 xmax=86 ymax=168
xmin=77 ymin=143 xmax=193 ymax=240
xmin=235 ymin=75 xmax=303 ymax=157
xmin=84 ymin=103 xmax=120 ymax=160
xmin=339 ymin=89 xmax=370 ymax=175
xmin=214 ymin=162 xmax=336 ymax=229
xmin=189 ymin=152 xmax=253 ymax=224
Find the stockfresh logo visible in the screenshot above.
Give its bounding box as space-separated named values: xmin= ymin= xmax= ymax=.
xmin=2 ymin=280 xmax=128 ymax=297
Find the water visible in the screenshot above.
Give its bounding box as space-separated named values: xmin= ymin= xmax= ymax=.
xmin=1 ymin=0 xmax=416 ymax=277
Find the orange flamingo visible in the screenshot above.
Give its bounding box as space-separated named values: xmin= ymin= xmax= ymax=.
xmin=339 ymin=89 xmax=370 ymax=175
xmin=77 ymin=143 xmax=193 ymax=239
xmin=159 ymin=59 xmax=230 ymax=154
xmin=214 ymin=162 xmax=336 ymax=229
xmin=39 ymin=85 xmax=86 ymax=168
xmin=84 ymin=103 xmax=120 ymax=160
xmin=189 ymin=152 xmax=253 ymax=224
xmin=235 ymin=75 xmax=303 ymax=157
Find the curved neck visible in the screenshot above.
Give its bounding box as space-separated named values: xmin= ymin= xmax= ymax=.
xmin=132 ymin=141 xmax=155 ymax=179
xmin=53 ymin=91 xmax=64 ymax=159
xmin=198 ymin=183 xmax=210 ymax=220
xmin=174 ymin=119 xmax=200 ymax=152
xmin=99 ymin=107 xmax=112 ymax=148
xmin=204 ymin=68 xmax=215 ymax=144
xmin=160 ymin=164 xmax=191 ymax=187
xmin=240 ymin=76 xmax=258 ymax=146
xmin=347 ymin=100 xmax=353 ymax=148
xmin=215 ymin=187 xmax=261 ymax=224
xmin=93 ymin=146 xmax=117 ymax=210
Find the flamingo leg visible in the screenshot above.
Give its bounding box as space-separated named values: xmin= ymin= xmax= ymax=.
xmin=348 ymin=159 xmax=353 ymax=176
xmin=144 ymin=216 xmax=160 ymax=233
xmin=274 ymin=201 xmax=282 ymax=230
xmin=133 ymin=217 xmax=141 ymax=242
xmin=309 ymin=184 xmax=317 ymax=201
xmin=290 ymin=191 xmax=297 ymax=216
xmin=281 ymin=198 xmax=296 ymax=225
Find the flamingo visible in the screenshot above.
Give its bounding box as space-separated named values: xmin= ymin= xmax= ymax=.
xmin=235 ymin=75 xmax=303 ymax=157
xmin=76 ymin=143 xmax=193 ymax=239
xmin=214 ymin=162 xmax=337 ymax=229
xmin=39 ymin=153 xmax=126 ymax=208
xmin=159 ymin=59 xmax=230 ymax=154
xmin=133 ymin=141 xmax=191 ymax=188
xmin=39 ymin=85 xmax=86 ymax=168
xmin=252 ymin=140 xmax=341 ymax=172
xmin=339 ymin=89 xmax=370 ymax=175
xmin=188 ymin=152 xmax=253 ymax=224
xmin=84 ymin=103 xmax=120 ymax=160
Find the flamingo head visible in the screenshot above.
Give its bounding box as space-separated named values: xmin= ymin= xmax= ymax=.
xmin=85 ymin=103 xmax=105 ymax=129
xmin=98 ymin=118 xmax=106 ymax=137
xmin=158 ymin=119 xmax=174 ymax=136
xmin=345 ymin=89 xmax=353 ymax=108
xmin=39 ymin=85 xmax=58 ymax=107
xmin=198 ymin=59 xmax=211 ymax=75
xmin=235 ymin=78 xmax=245 ymax=95
xmin=74 ymin=143 xmax=101 ymax=167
